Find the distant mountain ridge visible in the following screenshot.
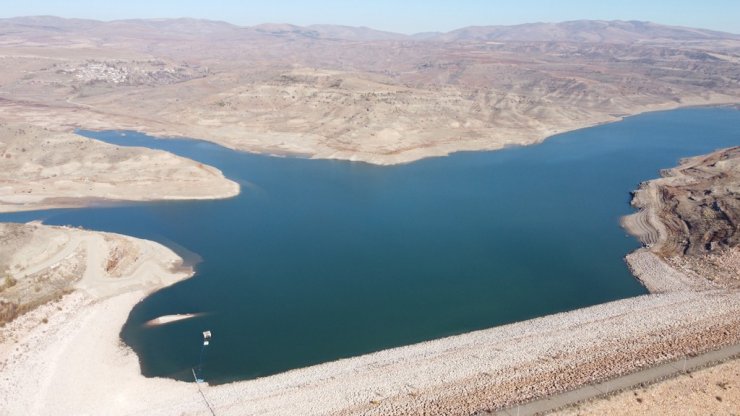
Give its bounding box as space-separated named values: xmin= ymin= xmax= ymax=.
xmin=425 ymin=20 xmax=740 ymax=43
xmin=2 ymin=16 xmax=739 ymax=43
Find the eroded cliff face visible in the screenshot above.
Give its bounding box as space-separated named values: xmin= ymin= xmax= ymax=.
xmin=659 ymin=147 xmax=740 ymax=255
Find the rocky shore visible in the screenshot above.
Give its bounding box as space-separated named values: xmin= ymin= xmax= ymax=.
xmin=623 ymin=146 xmax=740 ymax=290
xmin=558 ymin=146 xmax=740 ymax=414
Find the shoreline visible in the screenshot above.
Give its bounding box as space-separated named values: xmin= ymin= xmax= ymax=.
xmin=2 ymin=252 xmax=737 ymax=415
xmin=30 ymin=97 xmax=740 ymax=166
xmin=1 ymin=111 xmax=739 ymax=415
xmin=0 ymin=125 xmax=241 ymax=214
xmin=0 ymin=188 xmax=243 ymax=214
xmin=0 ymin=223 xmax=199 ymax=414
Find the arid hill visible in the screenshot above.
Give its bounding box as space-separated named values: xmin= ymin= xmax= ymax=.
xmin=0 ymin=222 xmax=190 ymax=325
xmin=0 ymin=124 xmax=239 ymax=212
xmin=0 ymin=17 xmax=738 ymax=164
xmin=427 ymin=20 xmax=740 ymax=43
xmin=625 ymin=147 xmax=740 ymax=288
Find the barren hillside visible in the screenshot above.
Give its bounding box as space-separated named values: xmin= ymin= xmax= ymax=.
xmin=0 ymin=222 xmax=191 ymax=326
xmin=0 ymin=17 xmax=738 ymax=164
xmin=624 ymin=147 xmax=740 ymax=289
xmin=0 ymin=124 xmax=239 ymax=212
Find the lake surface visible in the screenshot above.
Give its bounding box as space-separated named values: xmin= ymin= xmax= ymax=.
xmin=2 ymin=108 xmax=738 ymax=384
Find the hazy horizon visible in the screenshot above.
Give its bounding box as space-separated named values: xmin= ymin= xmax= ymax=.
xmin=5 ymin=14 xmax=740 ymax=36
xmin=2 ymin=0 xmax=739 ymax=35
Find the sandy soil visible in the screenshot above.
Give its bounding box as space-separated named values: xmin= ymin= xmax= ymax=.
xmin=0 ymin=222 xmax=193 ymax=323
xmin=0 ymin=123 xmax=239 ymax=213
xmin=0 ymin=223 xmax=198 ymax=414
xmin=553 ymin=358 xmax=740 ymax=416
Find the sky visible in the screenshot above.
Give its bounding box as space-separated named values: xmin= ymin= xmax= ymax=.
xmin=2 ymin=0 xmax=739 ymax=34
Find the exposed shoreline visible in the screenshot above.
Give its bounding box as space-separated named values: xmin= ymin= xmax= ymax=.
xmin=0 ymin=124 xmax=240 ymax=214
xmin=4 ymin=101 xmax=730 ymax=216
xmin=0 ymin=145 xmax=738 ymax=415
xmin=2 ymin=249 xmax=737 ymax=415
xmin=59 ymin=98 xmax=740 ymax=166
xmin=0 ymin=223 xmax=197 ymax=414
xmin=550 ymin=145 xmax=740 ymax=414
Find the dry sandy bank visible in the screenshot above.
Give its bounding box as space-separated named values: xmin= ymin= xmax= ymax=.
xmin=4 ymin=86 xmax=737 ymax=166
xmin=1 ymin=243 xmax=738 ymax=415
xmin=0 ymin=123 xmax=239 ymax=213
xmin=0 ymin=222 xmax=197 ymax=414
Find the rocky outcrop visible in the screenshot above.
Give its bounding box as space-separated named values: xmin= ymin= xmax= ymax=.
xmin=624 ymin=147 xmax=740 ymax=288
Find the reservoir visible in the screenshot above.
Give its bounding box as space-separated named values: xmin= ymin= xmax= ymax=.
xmin=1 ymin=107 xmax=738 ymax=384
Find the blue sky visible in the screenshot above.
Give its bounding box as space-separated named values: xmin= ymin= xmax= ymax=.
xmin=3 ymin=0 xmax=739 ymax=34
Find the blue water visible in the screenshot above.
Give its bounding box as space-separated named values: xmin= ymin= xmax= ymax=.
xmin=1 ymin=107 xmax=738 ymax=384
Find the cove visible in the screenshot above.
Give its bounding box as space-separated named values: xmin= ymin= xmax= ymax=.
xmin=1 ymin=107 xmax=738 ymax=384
